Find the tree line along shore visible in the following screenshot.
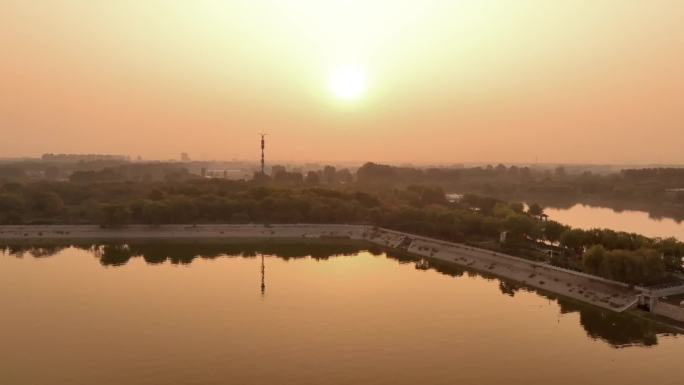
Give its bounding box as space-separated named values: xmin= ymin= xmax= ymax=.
xmin=0 ymin=176 xmax=683 ymax=287
xmin=3 ymin=160 xmax=684 ymax=220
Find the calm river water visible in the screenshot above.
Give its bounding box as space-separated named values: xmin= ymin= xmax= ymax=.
xmin=1 ymin=242 xmax=683 ymax=385
xmin=544 ymin=204 xmax=684 ymax=240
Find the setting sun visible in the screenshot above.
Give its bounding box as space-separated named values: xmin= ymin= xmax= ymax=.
xmin=328 ymin=66 xmax=367 ymax=101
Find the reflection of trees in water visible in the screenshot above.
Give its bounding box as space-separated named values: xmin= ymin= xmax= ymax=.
xmin=491 ymin=280 xmax=665 ymax=347
xmin=2 ymin=241 xmax=677 ymax=347
xmin=1 ymin=241 xmax=380 ymax=266
xmin=385 ymin=249 xmax=467 ymax=278
xmin=556 ymin=299 xmax=660 ymax=347
xmin=2 ymin=244 xmax=69 ymax=258
xmin=498 ymin=281 xmax=521 ymax=297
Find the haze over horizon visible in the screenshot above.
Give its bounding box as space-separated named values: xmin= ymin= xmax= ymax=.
xmin=1 ymin=1 xmax=682 ymax=164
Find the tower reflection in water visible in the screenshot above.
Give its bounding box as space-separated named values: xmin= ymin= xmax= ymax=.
xmin=260 ymin=253 xmax=265 ymax=296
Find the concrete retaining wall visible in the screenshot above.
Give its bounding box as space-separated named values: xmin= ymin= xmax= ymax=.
xmin=365 ymin=227 xmax=639 ymax=312
xmin=652 ymin=301 xmax=684 ymax=322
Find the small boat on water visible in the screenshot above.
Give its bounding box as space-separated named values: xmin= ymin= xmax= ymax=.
xmin=415 ymin=258 xmax=430 ymax=270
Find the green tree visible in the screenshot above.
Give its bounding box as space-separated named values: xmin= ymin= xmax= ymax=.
xmin=508 ymin=202 xmax=524 ymax=214
xmin=527 ymin=203 xmax=544 ymax=217
xmin=583 ymin=245 xmax=606 ymax=275
xmin=583 ymin=246 xmax=665 ymax=284
xmin=560 ymin=228 xmax=587 ymax=253
xmin=657 ymin=237 xmax=683 ymax=271
xmin=543 ymin=221 xmax=566 ymax=244
xmin=101 ymin=204 xmax=131 ymax=227
xmin=504 ymin=213 xmax=538 ymax=243
xmin=32 ymin=191 xmax=64 ymax=214
xmin=0 ymin=193 xmax=24 ymax=211
xmin=141 ymin=201 xmax=167 ymax=224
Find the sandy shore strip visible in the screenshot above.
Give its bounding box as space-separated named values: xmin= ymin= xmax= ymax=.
xmin=1 ymin=224 xmax=640 ymax=312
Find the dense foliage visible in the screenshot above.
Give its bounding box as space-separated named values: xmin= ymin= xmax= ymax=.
xmin=356 ymin=163 xmax=684 ymax=220
xmin=4 ymin=160 xmax=684 ymax=220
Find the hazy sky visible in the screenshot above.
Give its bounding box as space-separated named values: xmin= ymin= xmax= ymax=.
xmin=1 ymin=1 xmax=682 ymax=164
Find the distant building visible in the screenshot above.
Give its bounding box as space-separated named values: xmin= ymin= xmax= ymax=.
xmin=181 ymin=153 xmax=190 ymax=162
xmin=665 ymin=188 xmax=684 ymax=198
xmin=41 ymin=153 xmax=129 ymax=162
xmin=271 ymin=165 xmax=286 ymax=176
xmin=205 ymin=169 xmax=243 ymax=180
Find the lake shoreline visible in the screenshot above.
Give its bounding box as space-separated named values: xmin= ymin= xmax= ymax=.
xmin=2 ymin=223 xmax=683 ymax=327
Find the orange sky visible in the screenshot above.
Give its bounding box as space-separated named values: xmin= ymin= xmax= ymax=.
xmin=1 ymin=1 xmax=683 ymax=164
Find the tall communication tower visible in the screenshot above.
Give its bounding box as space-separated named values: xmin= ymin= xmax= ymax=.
xmin=259 ymin=132 xmax=266 ymax=175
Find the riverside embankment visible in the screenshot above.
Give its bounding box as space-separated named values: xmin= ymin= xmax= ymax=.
xmin=2 ymin=224 xmax=683 ymax=323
